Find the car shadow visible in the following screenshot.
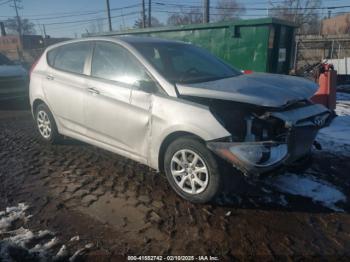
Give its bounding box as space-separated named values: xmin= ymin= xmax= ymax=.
xmin=212 ymin=163 xmax=349 ymax=214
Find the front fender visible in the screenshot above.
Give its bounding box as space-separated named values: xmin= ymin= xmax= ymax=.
xmin=148 ymin=95 xmax=230 ymax=170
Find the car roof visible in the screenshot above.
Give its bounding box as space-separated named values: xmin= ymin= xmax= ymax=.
xmin=112 ymin=35 xmax=186 ymax=45
xmin=45 ymin=36 xmax=188 ymax=53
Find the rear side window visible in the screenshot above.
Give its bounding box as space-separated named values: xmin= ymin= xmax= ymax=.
xmin=49 ymin=42 xmax=91 ymax=74
xmin=91 ymin=41 xmax=151 ymax=86
xmin=47 ymin=48 xmax=59 ymax=67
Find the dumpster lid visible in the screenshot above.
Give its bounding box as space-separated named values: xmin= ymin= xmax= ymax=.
xmin=84 ymin=17 xmax=297 ymax=38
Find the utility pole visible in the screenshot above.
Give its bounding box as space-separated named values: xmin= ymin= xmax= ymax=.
xmin=327 ymin=10 xmax=331 ymax=19
xmin=142 ymin=0 xmax=146 ymax=28
xmin=106 ymin=0 xmax=112 ymax=32
xmin=148 ymin=0 xmax=151 ymax=28
xmin=203 ymin=0 xmax=209 ymax=24
xmin=42 ymin=24 xmax=47 ymax=38
xmin=12 ymin=0 xmax=22 ymax=44
xmin=12 ymin=0 xmax=23 ymax=60
xmin=42 ymin=24 xmax=47 ymax=47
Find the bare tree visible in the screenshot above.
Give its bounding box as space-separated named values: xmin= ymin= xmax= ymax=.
xmin=134 ymin=16 xmax=163 ymax=28
xmin=167 ymin=8 xmax=202 ymax=26
xmin=215 ymin=0 xmax=246 ymax=22
xmin=4 ymin=17 xmax=36 ymax=35
xmin=345 ymin=15 xmax=350 ymax=34
xmin=268 ymin=0 xmax=322 ymax=34
xmin=89 ymin=18 xmax=104 ymax=34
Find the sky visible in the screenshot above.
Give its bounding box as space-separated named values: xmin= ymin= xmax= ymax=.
xmin=0 ymin=0 xmax=349 ymax=38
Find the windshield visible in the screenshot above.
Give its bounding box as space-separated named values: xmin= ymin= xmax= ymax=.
xmin=0 ymin=53 xmax=14 ymax=66
xmin=131 ymin=42 xmax=241 ymax=84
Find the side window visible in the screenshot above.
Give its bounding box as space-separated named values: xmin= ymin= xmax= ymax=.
xmin=47 ymin=47 xmax=60 ymax=67
xmin=91 ymin=41 xmax=151 ymax=87
xmin=53 ymin=42 xmax=91 ymax=74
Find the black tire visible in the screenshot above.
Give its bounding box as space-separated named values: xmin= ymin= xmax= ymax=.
xmin=35 ymin=103 xmax=61 ymax=144
xmin=164 ymin=135 xmax=222 ymax=203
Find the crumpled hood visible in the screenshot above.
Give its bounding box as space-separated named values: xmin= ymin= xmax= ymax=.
xmin=176 ymin=73 xmax=318 ymax=108
xmin=0 ymin=65 xmax=27 ymax=78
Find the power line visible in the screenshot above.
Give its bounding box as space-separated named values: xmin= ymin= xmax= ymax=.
xmin=154 ymin=2 xmax=350 ymax=11
xmin=152 ymin=8 xmax=350 ymax=17
xmin=45 ymin=10 xmax=140 ymax=31
xmin=0 ymin=3 xmax=141 ymax=20
xmin=44 ymin=11 xmax=140 ymax=27
xmin=0 ymin=0 xmax=11 ymax=6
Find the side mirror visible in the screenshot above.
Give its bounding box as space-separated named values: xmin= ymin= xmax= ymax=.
xmin=138 ymin=80 xmax=158 ymax=93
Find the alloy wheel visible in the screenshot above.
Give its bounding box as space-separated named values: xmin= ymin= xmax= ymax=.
xmin=37 ymin=110 xmax=52 ymax=139
xmin=170 ymin=149 xmax=209 ymax=194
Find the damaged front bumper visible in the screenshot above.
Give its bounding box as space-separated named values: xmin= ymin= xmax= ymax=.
xmin=207 ymin=141 xmax=289 ymax=175
xmin=207 ymin=103 xmax=335 ymax=176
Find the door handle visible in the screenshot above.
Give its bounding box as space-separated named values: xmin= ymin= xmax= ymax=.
xmin=87 ymin=87 xmax=100 ymax=95
xmin=46 ymin=75 xmax=54 ymax=80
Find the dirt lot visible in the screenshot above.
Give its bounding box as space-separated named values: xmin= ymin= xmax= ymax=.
xmin=1 ymin=99 xmax=350 ymax=261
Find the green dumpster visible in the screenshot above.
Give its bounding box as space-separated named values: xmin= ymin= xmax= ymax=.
xmin=90 ymin=18 xmax=297 ymax=75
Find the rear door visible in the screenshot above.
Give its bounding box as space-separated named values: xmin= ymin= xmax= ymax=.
xmin=43 ymin=41 xmax=92 ymax=135
xmin=84 ymin=41 xmax=154 ymax=161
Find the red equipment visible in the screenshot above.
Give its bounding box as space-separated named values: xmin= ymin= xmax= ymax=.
xmin=311 ymin=63 xmax=337 ymax=110
xmin=243 ymin=70 xmax=253 ymax=74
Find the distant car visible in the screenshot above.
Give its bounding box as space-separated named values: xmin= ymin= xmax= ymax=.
xmin=0 ymin=53 xmax=28 ymax=100
xmin=29 ymin=37 xmax=333 ymax=203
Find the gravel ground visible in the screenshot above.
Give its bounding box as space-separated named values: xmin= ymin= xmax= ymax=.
xmin=1 ymin=99 xmax=350 ymax=261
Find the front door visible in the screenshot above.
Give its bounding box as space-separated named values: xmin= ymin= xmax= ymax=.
xmin=84 ymin=41 xmax=154 ymax=161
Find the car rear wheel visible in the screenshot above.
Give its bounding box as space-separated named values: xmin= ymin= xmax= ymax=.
xmin=164 ymin=135 xmax=222 ymax=203
xmin=35 ymin=103 xmax=60 ymax=144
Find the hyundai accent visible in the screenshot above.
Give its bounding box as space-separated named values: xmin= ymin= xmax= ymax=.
xmin=29 ymin=36 xmax=332 ymax=203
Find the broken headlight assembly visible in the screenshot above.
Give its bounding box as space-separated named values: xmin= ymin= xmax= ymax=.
xmin=207 ymin=101 xmax=291 ymax=174
xmin=207 ymin=141 xmax=288 ymax=173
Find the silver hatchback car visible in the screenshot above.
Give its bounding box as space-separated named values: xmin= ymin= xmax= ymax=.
xmin=30 ymin=36 xmax=332 ymax=203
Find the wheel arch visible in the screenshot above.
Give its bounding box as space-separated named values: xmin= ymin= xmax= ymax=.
xmin=32 ymin=99 xmax=58 ymax=129
xmin=32 ymin=98 xmax=47 ymax=114
xmin=158 ymin=131 xmax=204 ymax=173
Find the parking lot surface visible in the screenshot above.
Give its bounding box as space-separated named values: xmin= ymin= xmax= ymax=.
xmin=1 ymin=98 xmax=350 ymax=261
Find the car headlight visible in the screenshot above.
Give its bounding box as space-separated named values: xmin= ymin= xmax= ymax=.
xmin=207 ymin=141 xmax=288 ymax=173
xmin=229 ymin=143 xmax=287 ymax=167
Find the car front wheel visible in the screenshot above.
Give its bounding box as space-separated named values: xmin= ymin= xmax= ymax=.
xmin=164 ymin=136 xmax=222 ymax=203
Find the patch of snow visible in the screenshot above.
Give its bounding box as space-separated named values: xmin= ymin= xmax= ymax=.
xmin=260 ymin=194 xmax=288 ymax=207
xmin=0 ymin=204 xmax=89 ymax=261
xmin=269 ymin=173 xmax=346 ymax=211
xmin=37 ymin=230 xmax=53 ymax=238
xmin=69 ymin=243 xmax=94 ymax=262
xmin=0 ymin=203 xmax=28 ymax=231
xmin=0 ymin=203 xmax=71 ymax=261
xmin=336 ymin=91 xmax=350 ymax=102
xmin=32 ymin=237 xmax=59 ymax=252
xmin=317 ymin=92 xmax=350 ymax=155
xmin=85 ymin=243 xmax=94 ymax=249
xmin=6 ymin=227 xmax=34 ymax=248
xmin=70 ymin=235 xmax=80 ymax=242
xmin=279 ymin=195 xmax=288 ymax=206
xmin=56 ymin=244 xmax=68 ymax=258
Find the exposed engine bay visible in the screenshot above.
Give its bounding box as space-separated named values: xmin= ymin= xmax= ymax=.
xmin=181 ymin=95 xmax=334 ymax=175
